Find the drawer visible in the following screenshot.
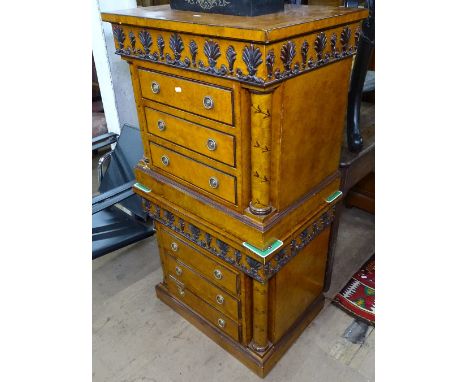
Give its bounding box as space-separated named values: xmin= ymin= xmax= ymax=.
xmin=149 ymin=142 xmax=236 ymax=204
xmin=164 ymin=254 xmax=239 ymax=321
xmin=145 ymin=107 xmax=235 ymax=166
xmin=138 ymin=69 xmax=233 ymax=125
xmin=159 ymin=229 xmax=239 ymax=296
xmin=167 ymin=275 xmax=239 ymax=341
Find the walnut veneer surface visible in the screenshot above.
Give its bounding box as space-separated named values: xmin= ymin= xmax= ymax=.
xmin=102 ymin=4 xmax=367 ymax=377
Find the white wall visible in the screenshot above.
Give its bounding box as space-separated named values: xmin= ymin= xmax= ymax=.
xmin=92 ymin=0 xmax=139 ymax=135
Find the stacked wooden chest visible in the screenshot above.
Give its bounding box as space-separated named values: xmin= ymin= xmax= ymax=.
xmin=102 ymin=4 xmax=367 ymax=377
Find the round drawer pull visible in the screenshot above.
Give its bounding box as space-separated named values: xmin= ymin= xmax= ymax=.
xmin=177 ymin=287 xmax=185 ymax=297
xmin=157 ymin=119 xmax=166 ymax=131
xmin=209 ymin=177 xmax=219 ymax=189
xmin=175 ymin=266 xmax=183 ymax=276
xmin=206 ymin=139 xmax=217 ymax=151
xmin=216 ymin=295 xmax=225 ymax=305
xmin=203 ymin=96 xmax=214 ymax=110
xmin=161 ymin=155 xmax=170 ymax=166
xmin=213 ymin=269 xmax=223 ymax=280
xmin=170 ymin=242 xmax=179 ymax=252
xmin=151 ymin=81 xmax=160 ymax=94
xmin=217 ymin=318 xmax=225 ymax=328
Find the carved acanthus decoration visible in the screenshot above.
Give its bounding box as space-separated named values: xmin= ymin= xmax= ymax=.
xmin=142 ymin=200 xmax=335 ymax=282
xmin=112 ymin=25 xmax=361 ymax=86
xmin=226 ymin=45 xmax=237 ymax=74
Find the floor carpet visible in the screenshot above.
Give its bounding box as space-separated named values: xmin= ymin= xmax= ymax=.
xmin=334 ymin=255 xmax=375 ymax=325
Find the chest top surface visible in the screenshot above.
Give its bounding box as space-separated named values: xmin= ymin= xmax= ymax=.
xmin=101 ymin=4 xmax=367 ymax=43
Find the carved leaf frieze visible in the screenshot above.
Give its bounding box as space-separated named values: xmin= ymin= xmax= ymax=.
xmin=112 ymin=25 xmax=361 ymax=86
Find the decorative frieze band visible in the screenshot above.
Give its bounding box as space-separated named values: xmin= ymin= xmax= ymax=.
xmin=112 ymin=23 xmax=361 ymax=87
xmin=143 ymin=200 xmax=335 ymax=282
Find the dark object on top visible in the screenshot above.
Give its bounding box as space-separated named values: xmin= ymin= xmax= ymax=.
xmin=169 ymin=0 xmax=284 ymax=17
xmin=92 ymin=124 xmax=154 ymax=260
xmin=346 ymin=0 xmax=375 ymax=152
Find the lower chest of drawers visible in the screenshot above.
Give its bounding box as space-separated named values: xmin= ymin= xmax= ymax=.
xmin=151 ymin=199 xmax=335 ymax=358
xmin=156 ymin=224 xmax=249 ymax=344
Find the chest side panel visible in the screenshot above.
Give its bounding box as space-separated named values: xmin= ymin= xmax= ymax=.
xmin=277 ymin=59 xmax=352 ymax=209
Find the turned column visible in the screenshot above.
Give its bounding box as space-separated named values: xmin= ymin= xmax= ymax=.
xmin=248 ymin=90 xmax=274 ymax=215
xmin=250 ymin=280 xmax=270 ymax=352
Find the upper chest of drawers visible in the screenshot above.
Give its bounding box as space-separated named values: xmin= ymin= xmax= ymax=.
xmin=133 ymin=63 xmax=245 ymax=209
xmin=103 ymin=5 xmax=367 ymax=222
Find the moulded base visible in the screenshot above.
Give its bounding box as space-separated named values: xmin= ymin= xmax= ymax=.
xmin=155 ymin=282 xmax=325 ymax=377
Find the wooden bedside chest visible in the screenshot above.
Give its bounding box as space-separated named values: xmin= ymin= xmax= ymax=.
xmin=102 ymin=4 xmax=367 ymax=377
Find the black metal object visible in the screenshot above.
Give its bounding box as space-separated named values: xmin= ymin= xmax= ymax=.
xmin=92 ymin=124 xmax=154 ymax=260
xmin=92 ymin=181 xmax=136 ymax=215
xmin=92 ymin=132 xmax=119 ymax=151
xmin=346 ymin=0 xmax=375 ymax=153
xmin=170 ymin=0 xmax=284 ymax=17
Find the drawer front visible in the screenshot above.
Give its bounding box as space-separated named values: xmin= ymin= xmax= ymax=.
xmin=138 ymin=69 xmax=233 ymax=125
xmin=145 ymin=107 xmax=235 ymax=166
xmin=160 ymin=229 xmax=239 ymax=296
xmin=167 ymin=276 xmax=239 ymax=341
xmin=150 ymin=142 xmax=236 ymax=204
xmin=165 ymin=254 xmax=239 ymax=321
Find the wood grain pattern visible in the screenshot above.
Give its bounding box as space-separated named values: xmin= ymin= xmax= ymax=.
xmin=164 ymin=254 xmax=240 ymax=321
xmin=270 ymin=226 xmax=330 ymax=342
xmin=166 ymin=276 xmax=240 ymax=341
xmin=277 ymin=59 xmax=352 ymax=208
xmin=149 ymin=142 xmax=237 ymax=204
xmin=159 ymin=228 xmax=240 ymax=295
xmin=251 ymin=280 xmax=270 ymax=351
xmin=138 ymin=68 xmax=234 ymax=125
xmin=103 ymin=4 xmax=368 ymax=377
xmin=145 ymin=106 xmax=236 ymax=166
xmin=249 ymin=91 xmax=274 ymax=215
xmin=136 ymin=166 xmax=340 ymax=250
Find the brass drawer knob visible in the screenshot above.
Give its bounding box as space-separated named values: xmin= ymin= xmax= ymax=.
xmin=151 ymin=81 xmax=160 ymax=94
xmin=177 ymin=286 xmax=185 ymax=297
xmin=206 ymin=138 xmax=217 ymax=151
xmin=209 ymin=177 xmax=219 ymax=189
xmin=157 ymin=119 xmax=166 ymax=131
xmin=161 ymin=155 xmax=170 ymax=166
xmin=217 ymin=318 xmax=225 ymax=328
xmin=170 ymin=242 xmax=179 ymax=252
xmin=203 ymin=96 xmax=214 ymax=110
xmin=216 ymin=294 xmax=225 ymax=305
xmin=213 ymin=269 xmax=223 ymax=280
xmin=175 ymin=266 xmax=183 ymax=276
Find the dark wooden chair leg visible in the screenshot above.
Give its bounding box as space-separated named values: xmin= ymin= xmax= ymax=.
xmin=346 ymin=0 xmax=374 ymax=153
xmin=347 ymin=41 xmax=373 ymax=152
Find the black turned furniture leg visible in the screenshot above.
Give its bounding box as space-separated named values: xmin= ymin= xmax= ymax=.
xmin=346 ymin=0 xmax=374 ymax=153
xmin=347 ymin=38 xmax=373 ymax=152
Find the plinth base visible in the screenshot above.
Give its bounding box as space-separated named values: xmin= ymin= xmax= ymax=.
xmin=156 ymin=283 xmax=325 ymax=378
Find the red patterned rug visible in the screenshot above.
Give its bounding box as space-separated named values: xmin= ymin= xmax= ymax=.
xmin=334 ymin=256 xmax=375 ymax=325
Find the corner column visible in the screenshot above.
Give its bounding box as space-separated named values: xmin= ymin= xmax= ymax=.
xmin=250 ymin=280 xmax=270 ymax=353
xmin=249 ymin=90 xmax=274 ymax=215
